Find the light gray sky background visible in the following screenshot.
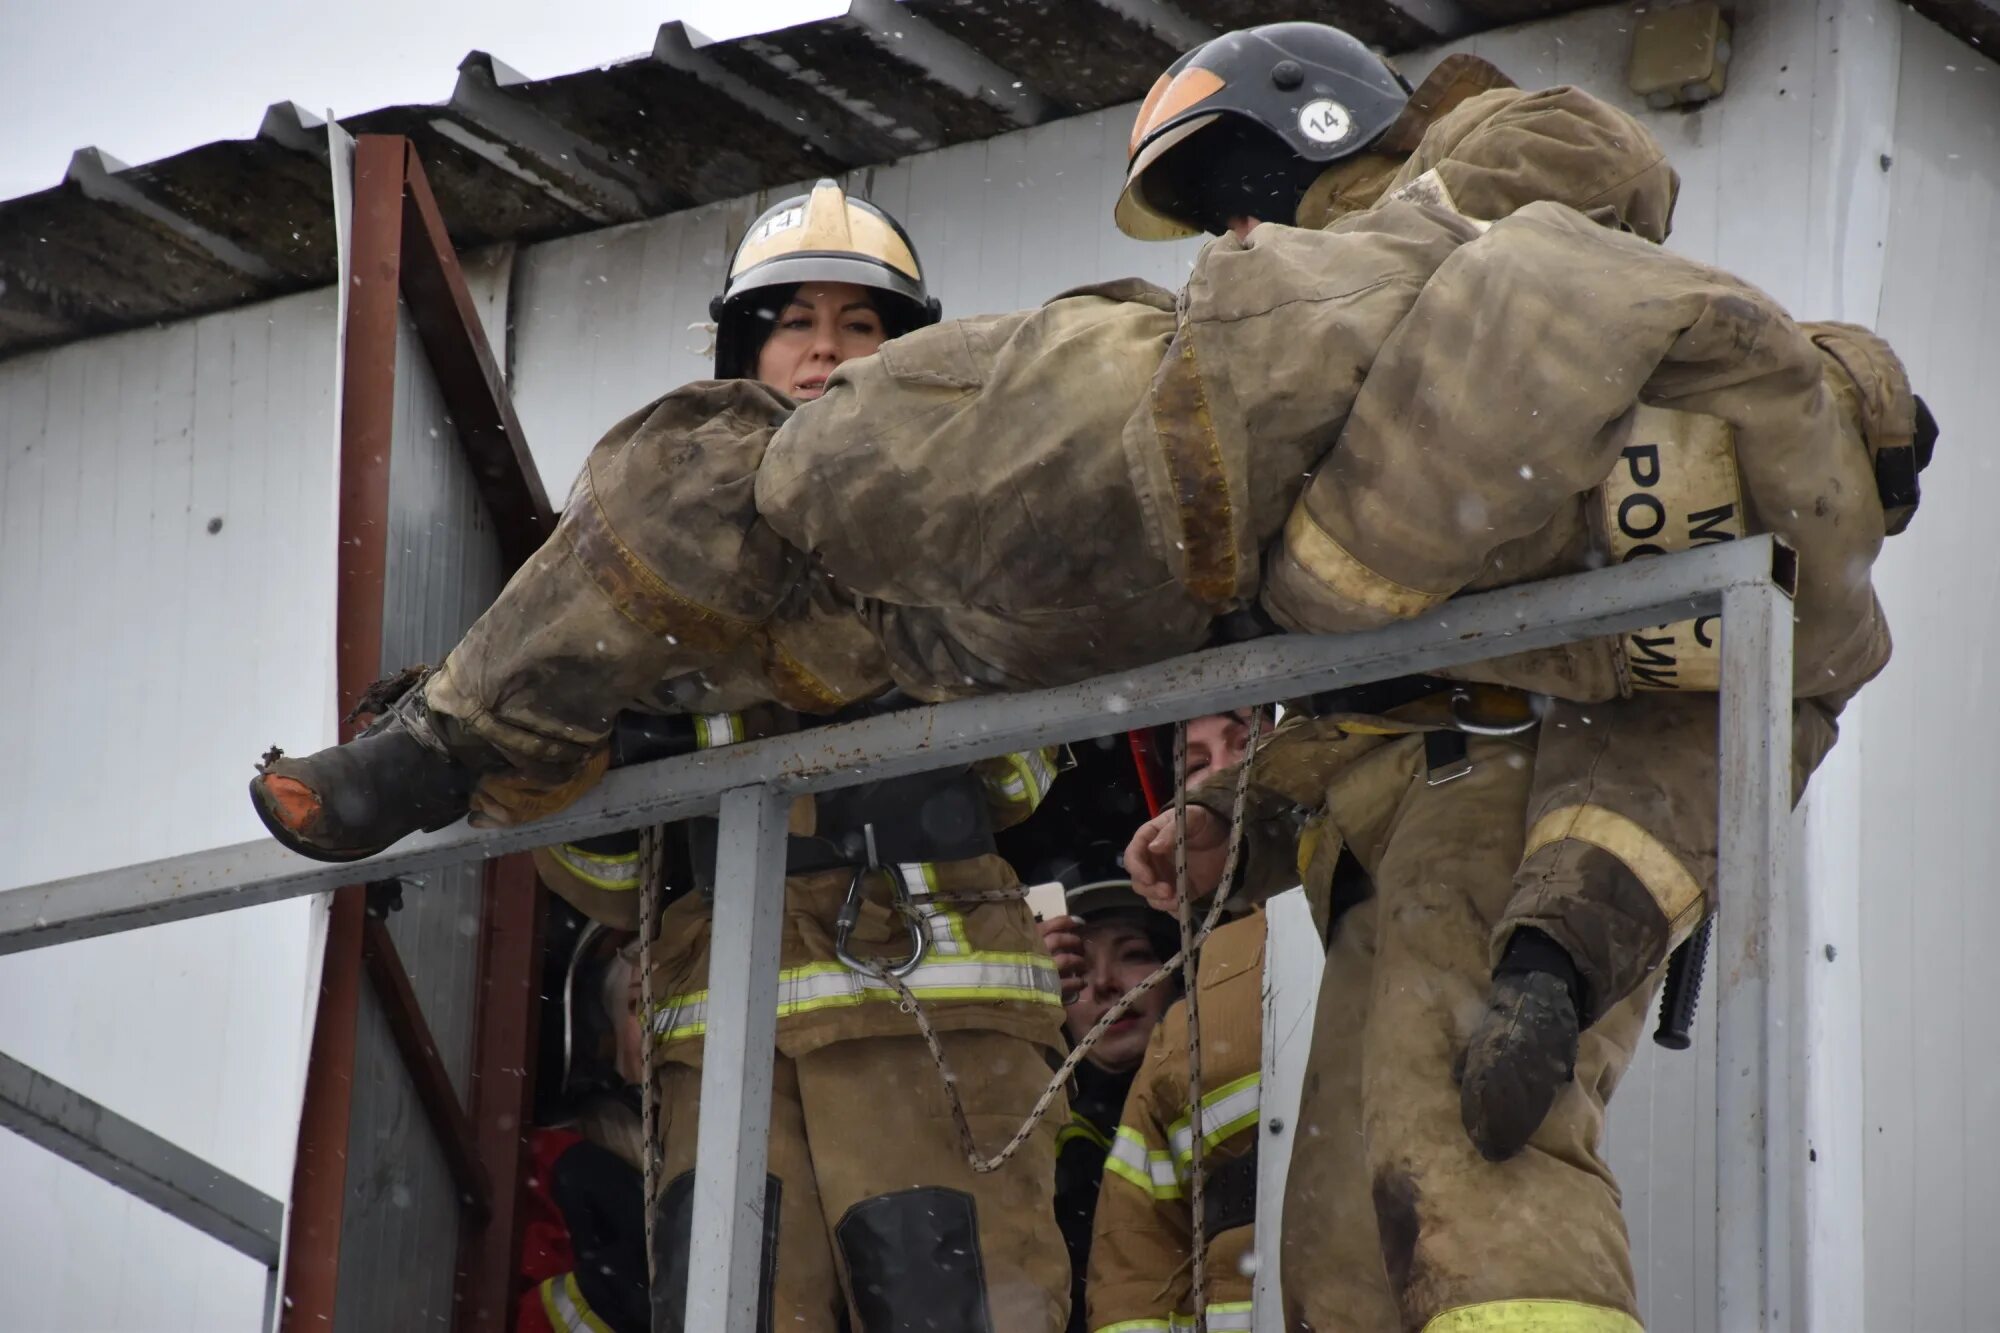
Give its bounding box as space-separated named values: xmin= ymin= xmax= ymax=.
xmin=0 ymin=0 xmax=844 ymax=202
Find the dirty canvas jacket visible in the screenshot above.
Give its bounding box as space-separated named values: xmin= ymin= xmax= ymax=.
xmin=426 ymin=88 xmax=1907 ymax=812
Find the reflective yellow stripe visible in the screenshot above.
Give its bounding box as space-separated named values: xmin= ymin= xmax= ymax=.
xmin=1057 ymin=1113 xmax=1113 ymax=1153
xmin=539 ymin=1272 xmax=615 ymax=1333
xmin=1105 ymin=1126 xmax=1181 ymax=1200
xmin=898 ymin=863 xmax=973 ymax=956
xmin=1092 ymin=1322 xmax=1172 ymax=1333
xmin=651 ymin=954 xmax=1061 ymax=1043
xmin=1167 ymin=1072 xmax=1262 ymax=1170
xmin=1174 ymin=1303 xmax=1254 ymax=1332
xmin=547 ymin=842 xmax=641 ymax=893
xmin=1524 ymin=804 xmax=1707 ymax=936
xmin=1422 ymin=1299 xmax=1643 ymax=1332
xmin=1282 ymin=504 xmax=1446 ymax=620
xmin=985 ymin=748 xmax=1058 ymax=811
xmin=692 ymin=712 xmax=744 ymax=750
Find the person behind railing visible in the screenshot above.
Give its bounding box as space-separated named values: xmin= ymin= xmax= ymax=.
xmin=1070 ymin=712 xmax=1268 ymax=1333
xmin=500 ymin=184 xmax=1074 ymax=1332
xmin=517 ymin=923 xmax=647 ymax=1333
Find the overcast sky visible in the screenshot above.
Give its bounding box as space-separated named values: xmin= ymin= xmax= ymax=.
xmin=0 ymin=0 xmax=843 ymax=202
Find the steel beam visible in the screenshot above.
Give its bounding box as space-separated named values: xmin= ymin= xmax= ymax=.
xmin=1714 ymin=578 xmax=1798 ymax=1330
xmin=683 ymin=786 xmax=791 ymax=1330
xmin=0 ymin=537 xmax=1792 ymax=954
xmin=395 ymin=143 xmax=555 ymax=569
xmin=279 ymin=129 xmax=407 ymax=1333
xmin=452 ymin=856 xmax=546 ymax=1333
xmin=0 ymin=1049 xmax=284 ymax=1266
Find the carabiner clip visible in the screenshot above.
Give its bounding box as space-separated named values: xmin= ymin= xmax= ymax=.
xmin=832 ymin=824 xmax=929 ymax=979
xmin=1447 ymin=688 xmax=1539 ymax=737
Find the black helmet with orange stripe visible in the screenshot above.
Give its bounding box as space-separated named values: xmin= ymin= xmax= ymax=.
xmin=1116 ymin=22 xmax=1412 ymax=240
xmin=711 ymin=179 xmax=942 ymax=380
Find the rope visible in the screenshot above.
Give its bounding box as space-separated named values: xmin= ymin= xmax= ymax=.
xmin=636 ymin=824 xmax=669 ymax=1292
xmin=1173 ymin=721 xmax=1208 ymax=1333
xmin=861 ymin=712 xmax=1264 ymax=1211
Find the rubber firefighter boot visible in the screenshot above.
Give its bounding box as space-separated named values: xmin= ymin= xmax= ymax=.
xmin=1458 ymin=929 xmax=1584 ymax=1162
xmin=249 ymin=688 xmax=477 ymax=863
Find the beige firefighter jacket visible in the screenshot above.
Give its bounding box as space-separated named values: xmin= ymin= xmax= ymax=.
xmin=1087 ymin=912 xmax=1264 ymax=1333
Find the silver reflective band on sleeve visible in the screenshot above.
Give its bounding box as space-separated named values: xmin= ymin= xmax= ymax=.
xmin=986 ymin=748 xmax=1058 ymax=809
xmin=1168 ymin=1072 xmax=1262 ymax=1171
xmin=898 ymin=863 xmax=972 ymax=957
xmin=692 ymin=712 xmax=746 ymax=750
xmin=1176 ymin=1302 xmax=1254 ymax=1332
xmin=547 ymin=842 xmax=642 ymax=893
xmin=1104 ymin=1125 xmax=1182 ymax=1200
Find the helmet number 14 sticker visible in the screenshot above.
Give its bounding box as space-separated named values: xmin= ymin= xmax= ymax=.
xmin=1297 ymin=99 xmax=1353 ymax=145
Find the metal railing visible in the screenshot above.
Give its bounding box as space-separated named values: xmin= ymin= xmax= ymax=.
xmin=0 ymin=536 xmax=1806 ymax=1331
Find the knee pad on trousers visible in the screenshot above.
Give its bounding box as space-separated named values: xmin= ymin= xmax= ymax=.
xmin=835 ymin=1186 xmax=993 ymax=1333
xmin=651 ymin=1170 xmax=781 ymax=1333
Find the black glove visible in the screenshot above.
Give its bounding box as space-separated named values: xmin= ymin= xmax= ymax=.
xmin=1457 ymin=929 xmax=1584 ymax=1162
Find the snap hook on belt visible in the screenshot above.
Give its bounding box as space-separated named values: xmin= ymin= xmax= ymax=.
xmin=1447 ymin=687 xmax=1539 ymax=737
xmin=834 ymin=823 xmax=929 ymax=979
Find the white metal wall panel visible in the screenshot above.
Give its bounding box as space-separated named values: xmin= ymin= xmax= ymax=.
xmin=1862 ymin=15 xmax=2000 ymax=1329
xmin=0 ymin=288 xmax=338 ymax=1330
xmin=332 ymin=308 xmax=507 ymax=1333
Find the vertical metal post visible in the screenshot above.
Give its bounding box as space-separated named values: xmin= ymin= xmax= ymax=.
xmin=683 ymin=785 xmax=790 ymax=1331
xmin=1713 ymin=581 xmax=1796 ymax=1331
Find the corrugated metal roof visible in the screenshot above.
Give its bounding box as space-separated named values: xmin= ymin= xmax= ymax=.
xmin=23 ymin=0 xmax=1989 ymax=362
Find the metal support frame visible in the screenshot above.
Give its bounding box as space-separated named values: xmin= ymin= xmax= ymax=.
xmin=0 ymin=534 xmax=1816 ymax=1331
xmin=1715 ymin=577 xmax=1798 ymax=1326
xmin=0 ymin=1049 xmax=284 ymax=1265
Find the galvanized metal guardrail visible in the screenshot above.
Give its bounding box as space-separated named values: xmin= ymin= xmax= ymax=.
xmin=0 ymin=537 xmax=1806 ymax=1331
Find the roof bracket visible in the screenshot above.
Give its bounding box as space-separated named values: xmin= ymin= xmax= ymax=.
xmin=1382 ymin=0 xmax=1478 ymax=42
xmin=845 ymin=0 xmax=1054 ymax=128
xmin=64 ymin=147 xmax=283 ymax=281
xmin=257 ymin=102 xmax=330 ymax=159
xmin=650 ymin=22 xmax=871 ymax=167
xmin=1089 ymin=0 xmax=1218 ymax=53
xmin=443 ymin=51 xmax=657 ymax=224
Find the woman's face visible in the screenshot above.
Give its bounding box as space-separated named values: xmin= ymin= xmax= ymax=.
xmin=1066 ymin=919 xmax=1173 ymax=1073
xmin=752 ymin=280 xmax=887 ymax=401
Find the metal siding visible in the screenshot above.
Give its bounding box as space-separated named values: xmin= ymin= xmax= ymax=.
xmin=1864 ymin=13 xmax=2000 ymax=1329
xmin=0 ymin=289 xmax=337 ymax=1329
xmin=331 ymin=307 xmax=506 ymax=1332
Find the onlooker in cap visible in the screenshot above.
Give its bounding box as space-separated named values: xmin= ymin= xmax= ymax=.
xmin=1046 ymin=875 xmax=1180 ymax=1333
